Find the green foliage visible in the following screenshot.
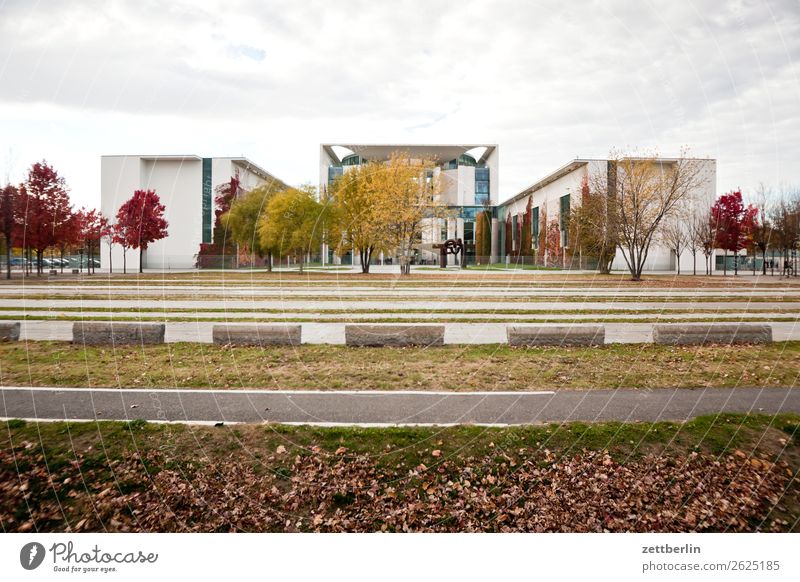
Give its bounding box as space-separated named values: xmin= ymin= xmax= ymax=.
xmin=220 ymin=183 xmax=282 ymax=259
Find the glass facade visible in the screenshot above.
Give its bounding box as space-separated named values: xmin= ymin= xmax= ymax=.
xmin=341 ymin=154 xmax=362 ymax=166
xmin=202 ymin=158 xmax=212 ymax=244
xmin=444 ymin=154 xmax=480 ymax=170
xmin=475 ymin=167 xmax=490 ymax=205
xmin=328 ymin=165 xmax=343 ymax=184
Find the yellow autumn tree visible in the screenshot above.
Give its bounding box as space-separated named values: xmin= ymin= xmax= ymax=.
xmin=372 ymin=152 xmax=447 ymax=275
xmin=327 ymin=161 xmax=392 ymax=274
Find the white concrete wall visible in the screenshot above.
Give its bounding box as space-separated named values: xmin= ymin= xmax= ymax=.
xmin=485 ymin=147 xmax=500 ymax=205
xmin=138 ymin=158 xmax=203 ymax=270
xmin=457 ymin=166 xmax=476 ymax=206
xmin=440 ymin=168 xmax=459 ymax=205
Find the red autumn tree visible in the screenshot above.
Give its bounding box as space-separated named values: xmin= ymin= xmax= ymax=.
xmin=76 ymin=208 xmax=108 ymax=275
xmin=110 ymin=219 xmax=130 ymax=274
xmin=53 ymin=211 xmax=81 ymax=273
xmin=1 ymin=184 xmax=18 ymax=279
xmin=711 ymin=190 xmax=758 ymax=275
xmin=19 ymin=161 xmax=73 ymax=275
xmin=196 ymin=176 xmax=240 ymax=268
xmin=115 ymin=190 xmax=169 ymax=273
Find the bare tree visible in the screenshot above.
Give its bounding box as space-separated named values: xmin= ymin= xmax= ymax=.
xmin=769 ymin=187 xmax=800 ymax=277
xmin=660 ymin=215 xmax=689 ymax=275
xmin=686 ymin=212 xmax=706 ymax=276
xmin=594 ymin=151 xmax=707 ymax=281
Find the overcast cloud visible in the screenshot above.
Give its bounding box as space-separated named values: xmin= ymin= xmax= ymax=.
xmin=1 ymin=0 xmax=798 ymax=207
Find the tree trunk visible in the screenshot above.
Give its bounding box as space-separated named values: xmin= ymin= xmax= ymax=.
xmin=139 ymin=247 xmax=143 ymax=273
xmin=298 ymin=253 xmax=303 ymax=274
xmin=108 ymin=245 xmax=113 ymax=274
xmin=723 ymin=250 xmax=727 ymax=276
xmin=692 ymin=251 xmax=696 ymax=275
xmin=123 ymin=248 xmax=127 ymax=274
xmin=676 ymin=252 xmax=681 ymax=276
xmin=762 ymin=248 xmax=767 ymax=275
xmin=733 ymin=250 xmax=738 ymax=275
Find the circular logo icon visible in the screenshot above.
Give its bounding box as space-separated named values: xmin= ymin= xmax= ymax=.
xmin=20 ymin=542 xmax=46 ymax=570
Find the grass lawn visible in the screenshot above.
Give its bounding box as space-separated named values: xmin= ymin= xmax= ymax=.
xmin=2 ymin=414 xmax=798 ymax=532
xmin=1 ymin=340 xmax=799 ymax=390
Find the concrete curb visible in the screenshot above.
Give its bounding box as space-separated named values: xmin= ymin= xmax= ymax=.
xmin=507 ymin=325 xmax=605 ymax=346
xmin=0 ymin=322 xmax=20 ymax=341
xmin=652 ymin=323 xmax=773 ymax=345
xmin=345 ymin=324 xmax=445 ymax=347
xmin=72 ymin=322 xmax=166 ymax=345
xmin=212 ymin=324 xmax=301 ymax=346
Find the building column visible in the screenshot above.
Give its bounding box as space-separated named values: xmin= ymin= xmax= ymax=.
xmin=490 ymin=218 xmax=499 ymax=264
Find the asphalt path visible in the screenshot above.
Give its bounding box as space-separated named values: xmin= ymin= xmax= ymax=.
xmin=1 ymin=386 xmax=797 ymax=426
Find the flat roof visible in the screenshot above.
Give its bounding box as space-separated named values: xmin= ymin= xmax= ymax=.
xmin=499 ymin=156 xmax=715 ymax=208
xmin=321 ymin=144 xmax=497 ymax=165
xmin=101 ymin=155 xmax=287 ymax=188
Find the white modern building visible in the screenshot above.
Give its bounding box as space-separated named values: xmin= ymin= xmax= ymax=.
xmin=498 ymin=157 xmax=717 ymax=271
xmin=100 ymin=147 xmax=718 ymax=273
xmin=100 ymin=155 xmax=286 ymax=270
xmin=320 ymin=144 xmax=499 ymax=264
xmin=320 ymin=144 xmax=716 ymax=270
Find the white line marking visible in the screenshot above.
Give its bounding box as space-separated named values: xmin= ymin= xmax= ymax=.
xmin=0 ymin=386 xmax=556 ymax=396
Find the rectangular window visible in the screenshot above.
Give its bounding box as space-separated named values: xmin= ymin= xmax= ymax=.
xmin=328 ymin=165 xmax=343 ymax=184
xmin=202 ymin=158 xmax=212 ymax=244
xmin=532 ymin=206 xmax=539 ymax=248
xmin=512 ymin=215 xmax=518 ymax=251
xmin=441 ymin=220 xmax=448 ymax=242
xmin=474 ymin=167 xmax=490 ymax=205
xmin=559 ymin=194 xmax=570 ymax=248
xmin=464 ymin=220 xmax=475 ymax=243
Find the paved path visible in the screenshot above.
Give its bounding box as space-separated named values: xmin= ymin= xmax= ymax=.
xmin=3 ymin=310 xmax=799 ymax=322
xmin=3 ymin=285 xmax=800 ymax=299
xmin=4 ymin=299 xmax=800 ymax=311
xmin=1 ymin=386 xmax=796 ymax=426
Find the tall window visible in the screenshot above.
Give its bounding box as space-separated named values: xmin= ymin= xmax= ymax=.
xmin=202 ymin=158 xmax=212 ymax=244
xmin=475 ymin=167 xmax=490 ymax=205
xmin=559 ymin=194 xmax=570 ymax=248
xmin=512 ymin=215 xmax=518 ymax=251
xmin=532 ymin=206 xmax=539 ymax=248
xmin=464 ymin=220 xmax=474 ymax=244
xmin=328 ymin=165 xmax=343 ymax=184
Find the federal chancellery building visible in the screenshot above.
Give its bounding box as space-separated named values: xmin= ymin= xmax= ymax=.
xmin=100 ymin=144 xmax=716 ymax=272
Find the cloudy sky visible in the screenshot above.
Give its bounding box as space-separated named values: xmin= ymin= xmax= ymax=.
xmin=1 ymin=0 xmax=798 ymax=208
